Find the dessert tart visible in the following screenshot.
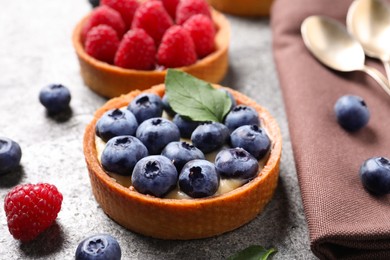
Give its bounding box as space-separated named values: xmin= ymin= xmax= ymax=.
xmin=83 ymin=83 xmax=282 ymax=240
xmin=72 ymin=8 xmax=230 ymax=98
xmin=206 ymin=0 xmax=273 ymax=17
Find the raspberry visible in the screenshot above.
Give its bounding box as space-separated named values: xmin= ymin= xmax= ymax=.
xmin=183 ymin=14 xmax=215 ymax=58
xmin=132 ymin=1 xmax=173 ymax=46
xmin=157 ymin=25 xmax=197 ymax=68
xmin=85 ymin=24 xmax=120 ymax=64
xmin=101 ymin=0 xmax=139 ymax=29
xmin=81 ymin=5 xmax=126 ymax=43
xmin=159 ymin=0 xmax=180 ymax=20
xmin=176 ymin=0 xmax=211 ymax=25
xmin=4 ymin=183 xmax=63 ymax=242
xmin=114 ymin=29 xmax=156 ymax=70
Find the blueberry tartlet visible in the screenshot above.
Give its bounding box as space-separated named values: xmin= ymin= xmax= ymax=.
xmin=72 ymin=0 xmax=230 ymax=98
xmin=83 ymin=77 xmax=281 ymax=239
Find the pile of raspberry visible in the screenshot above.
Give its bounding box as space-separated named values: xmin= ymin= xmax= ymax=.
xmin=82 ymin=0 xmax=216 ymax=70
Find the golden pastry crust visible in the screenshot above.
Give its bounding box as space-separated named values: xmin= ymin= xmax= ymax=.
xmin=72 ymin=9 xmax=230 ymax=98
xmin=83 ymin=84 xmax=282 ymax=239
xmin=207 ymin=0 xmax=273 ymax=16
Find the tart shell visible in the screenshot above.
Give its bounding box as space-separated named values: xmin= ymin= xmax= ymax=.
xmin=207 ymin=0 xmax=273 ymax=16
xmin=83 ymin=84 xmax=282 ymax=240
xmin=72 ymin=9 xmax=230 ymax=98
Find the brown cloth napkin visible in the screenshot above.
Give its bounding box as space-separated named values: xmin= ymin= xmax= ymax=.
xmin=271 ymin=0 xmax=390 ymax=259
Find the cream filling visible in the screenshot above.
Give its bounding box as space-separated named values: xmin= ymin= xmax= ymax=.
xmin=95 ymin=109 xmax=269 ymax=199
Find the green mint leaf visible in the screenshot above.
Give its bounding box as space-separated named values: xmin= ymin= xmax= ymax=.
xmin=227 ymin=245 xmax=277 ymax=260
xmin=165 ymin=69 xmax=232 ymax=122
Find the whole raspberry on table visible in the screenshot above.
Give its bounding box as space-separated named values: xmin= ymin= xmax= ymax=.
xmin=132 ymin=1 xmax=173 ymax=46
xmin=183 ymin=14 xmax=215 ymax=58
xmin=176 ymin=0 xmax=211 ymax=25
xmin=81 ymin=5 xmax=126 ymax=43
xmin=85 ymin=24 xmax=120 ymax=64
xmin=101 ymin=0 xmax=139 ymax=29
xmin=114 ymin=28 xmax=156 ymax=70
xmin=157 ymin=25 xmax=197 ymax=68
xmin=4 ymin=183 xmax=63 ymax=242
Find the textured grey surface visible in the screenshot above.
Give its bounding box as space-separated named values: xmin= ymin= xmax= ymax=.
xmin=0 ymin=0 xmax=317 ymax=259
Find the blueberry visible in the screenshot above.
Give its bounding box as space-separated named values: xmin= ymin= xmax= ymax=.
xmin=136 ymin=117 xmax=180 ymax=154
xmin=0 ymin=137 xmax=22 ymax=175
xmin=218 ymin=88 xmax=236 ymax=111
xmin=101 ymin=136 xmax=148 ymax=176
xmin=173 ymin=114 xmax=201 ymax=139
xmin=215 ymin=148 xmax=259 ymax=180
xmin=132 ymin=155 xmax=178 ymax=197
xmin=161 ymin=141 xmax=205 ymax=172
xmin=230 ymin=125 xmax=271 ymax=160
xmin=127 ymin=93 xmax=163 ymax=123
xmin=162 ymin=94 xmax=176 ymax=117
xmin=224 ymin=105 xmax=260 ymax=132
xmin=75 ymin=234 xmax=121 ymax=260
xmin=95 ymin=109 xmax=138 ymax=142
xmin=179 ymin=159 xmax=219 ymax=198
xmin=334 ymin=95 xmax=370 ymax=132
xmin=360 ymin=157 xmax=390 ymax=195
xmin=39 ymin=84 xmax=71 ymax=114
xmin=191 ymin=122 xmax=229 ymax=154
xmin=88 ymin=0 xmax=100 ymax=8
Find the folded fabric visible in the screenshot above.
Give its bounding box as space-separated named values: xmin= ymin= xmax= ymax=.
xmin=271 ymin=0 xmax=390 ymax=259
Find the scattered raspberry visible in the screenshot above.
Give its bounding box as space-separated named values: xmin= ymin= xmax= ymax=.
xmin=183 ymin=14 xmax=215 ymax=58
xmin=157 ymin=25 xmax=197 ymax=68
xmin=176 ymin=0 xmax=211 ymax=25
xmin=114 ymin=29 xmax=156 ymax=70
xmin=101 ymin=0 xmax=139 ymax=29
xmin=4 ymin=183 xmax=63 ymax=242
xmin=132 ymin=1 xmax=173 ymax=46
xmin=160 ymin=0 xmax=180 ymax=20
xmin=85 ymin=24 xmax=120 ymax=64
xmin=81 ymin=5 xmax=126 ymax=43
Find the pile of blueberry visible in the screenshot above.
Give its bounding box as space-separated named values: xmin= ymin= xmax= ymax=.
xmin=95 ymin=91 xmax=271 ymax=198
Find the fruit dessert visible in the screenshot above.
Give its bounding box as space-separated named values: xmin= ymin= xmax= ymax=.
xmin=206 ymin=0 xmax=274 ymax=17
xmin=83 ymin=70 xmax=282 ymax=239
xmin=73 ymin=0 xmax=230 ymax=98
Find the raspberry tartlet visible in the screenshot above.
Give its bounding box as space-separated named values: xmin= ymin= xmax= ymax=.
xmin=206 ymin=0 xmax=273 ymax=16
xmin=72 ymin=0 xmax=230 ymax=98
xmin=83 ymin=80 xmax=282 ymax=239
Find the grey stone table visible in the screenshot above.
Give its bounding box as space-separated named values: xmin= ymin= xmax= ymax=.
xmin=0 ymin=0 xmax=317 ymax=259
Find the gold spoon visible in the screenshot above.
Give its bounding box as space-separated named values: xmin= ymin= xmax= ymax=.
xmin=347 ymin=0 xmax=390 ymax=80
xmin=301 ymin=15 xmax=390 ymax=96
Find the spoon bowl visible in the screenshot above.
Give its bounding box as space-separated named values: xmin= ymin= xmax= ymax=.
xmin=301 ymin=15 xmax=390 ymax=96
xmin=347 ymin=0 xmax=390 ymax=78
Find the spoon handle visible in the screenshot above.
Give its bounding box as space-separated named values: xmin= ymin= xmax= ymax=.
xmin=362 ymin=65 xmax=390 ymax=97
xmin=383 ymin=61 xmax=390 ymax=82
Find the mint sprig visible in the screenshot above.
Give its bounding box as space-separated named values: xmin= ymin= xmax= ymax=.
xmin=165 ymin=69 xmax=232 ymax=122
xmin=228 ymin=245 xmax=277 ymax=260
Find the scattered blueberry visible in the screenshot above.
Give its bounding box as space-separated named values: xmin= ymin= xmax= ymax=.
xmin=39 ymin=84 xmax=71 ymax=114
xmin=360 ymin=157 xmax=390 ymax=195
xmin=75 ymin=234 xmax=121 ymax=260
xmin=173 ymin=114 xmax=200 ymax=139
xmin=136 ymin=117 xmax=180 ymax=154
xmin=191 ymin=122 xmax=229 ymax=154
xmin=127 ymin=93 xmax=163 ymax=123
xmin=132 ymin=155 xmax=178 ymax=197
xmin=162 ymin=94 xmax=176 ymax=117
xmin=0 ymin=137 xmax=22 ymax=175
xmin=179 ymin=159 xmax=220 ymax=198
xmin=101 ymin=136 xmax=148 ymax=176
xmin=334 ymin=95 xmax=370 ymax=132
xmin=161 ymin=141 xmax=205 ymax=172
xmin=88 ymin=0 xmax=100 ymax=8
xmin=230 ymin=125 xmax=271 ymax=160
xmin=218 ymin=88 xmax=236 ymax=111
xmin=95 ymin=109 xmax=138 ymax=142
xmin=224 ymin=105 xmax=260 ymax=132
xmin=215 ymin=148 xmax=259 ymax=180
